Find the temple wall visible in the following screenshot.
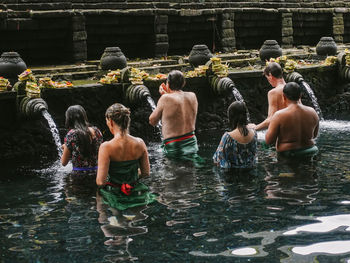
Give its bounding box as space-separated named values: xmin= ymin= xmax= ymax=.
xmin=1 ymin=4 xmax=350 ymax=64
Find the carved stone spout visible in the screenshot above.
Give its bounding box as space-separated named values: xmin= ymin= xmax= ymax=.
xmin=125 ymin=84 xmax=151 ymax=105
xmin=286 ymin=71 xmax=304 ymax=84
xmin=19 ymin=97 xmax=48 ymax=118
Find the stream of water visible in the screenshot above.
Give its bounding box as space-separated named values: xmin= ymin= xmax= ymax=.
xmin=300 ymin=81 xmax=323 ymax=120
xmin=146 ymin=96 xmax=162 ymax=140
xmin=42 ymin=109 xmax=62 ymax=156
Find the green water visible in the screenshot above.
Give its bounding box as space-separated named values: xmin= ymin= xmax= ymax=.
xmin=1 ymin=120 xmax=350 ymax=262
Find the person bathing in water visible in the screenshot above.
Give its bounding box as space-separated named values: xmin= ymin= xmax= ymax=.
xmin=61 ymin=105 xmax=103 ymax=173
xmin=149 ymin=70 xmax=199 ymax=157
xmin=96 ymin=103 xmax=156 ymax=210
xmin=249 ymin=62 xmax=287 ymax=131
xmin=265 ymin=82 xmax=319 ymax=158
xmin=213 ymin=101 xmax=258 ymax=170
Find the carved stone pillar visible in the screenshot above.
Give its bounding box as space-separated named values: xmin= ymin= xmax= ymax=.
xmin=154 ymin=15 xmax=169 ymax=58
xmin=281 ymin=12 xmax=293 ymax=48
xmin=71 ymin=12 xmax=87 ymax=62
xmin=220 ymin=12 xmax=236 ymax=52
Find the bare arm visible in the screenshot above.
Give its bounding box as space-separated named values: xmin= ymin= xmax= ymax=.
xmin=265 ymin=114 xmax=280 ymax=145
xmin=138 ymin=139 xmax=150 ymax=178
xmin=149 ymin=96 xmax=164 ymax=126
xmin=255 ymin=91 xmax=278 ymax=131
xmin=61 ymin=144 xmax=71 ymax=166
xmin=96 ymin=142 xmax=110 ymax=186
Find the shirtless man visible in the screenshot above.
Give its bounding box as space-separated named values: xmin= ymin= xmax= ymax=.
xmin=251 ymin=62 xmax=287 ymax=131
xmin=149 ymin=70 xmax=199 ymax=156
xmin=265 ymin=82 xmax=319 ymax=158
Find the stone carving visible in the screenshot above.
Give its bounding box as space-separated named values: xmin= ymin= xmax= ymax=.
xmin=189 ymin=45 xmax=213 ymax=67
xmin=259 ymin=40 xmax=282 ymax=62
xmin=0 ymin=52 xmax=27 ymax=85
xmin=316 ymin=37 xmax=337 ymax=56
xmin=100 ymin=47 xmax=127 ymax=71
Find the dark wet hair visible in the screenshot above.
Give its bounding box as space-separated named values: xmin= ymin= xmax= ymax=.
xmin=167 ymin=70 xmax=186 ymax=90
xmin=228 ymin=101 xmax=249 ymax=136
xmin=263 ymin=62 xmax=283 ymax=79
xmin=65 ymin=105 xmax=94 ymax=157
xmin=105 ymin=103 xmax=131 ymax=133
xmin=283 ymin=82 xmax=301 ymax=101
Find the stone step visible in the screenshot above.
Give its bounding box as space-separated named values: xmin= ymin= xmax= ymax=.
xmin=35 ymin=70 xmax=98 ymax=80
xmin=86 ymin=59 xmax=179 ymax=68
xmin=31 ymin=64 xmax=98 ymax=75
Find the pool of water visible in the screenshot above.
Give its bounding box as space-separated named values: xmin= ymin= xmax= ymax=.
xmin=1 ymin=120 xmax=350 ymax=262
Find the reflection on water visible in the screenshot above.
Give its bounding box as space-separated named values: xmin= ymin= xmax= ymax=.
xmin=292 ymin=240 xmax=350 ymax=255
xmin=1 ymin=120 xmax=350 ymax=262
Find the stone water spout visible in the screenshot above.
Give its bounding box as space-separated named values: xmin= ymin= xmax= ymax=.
xmin=209 ymin=75 xmax=250 ymax=121
xmin=125 ymin=84 xmax=151 ymax=105
xmin=286 ymin=72 xmax=323 ymax=119
xmin=19 ymin=97 xmax=48 ymax=118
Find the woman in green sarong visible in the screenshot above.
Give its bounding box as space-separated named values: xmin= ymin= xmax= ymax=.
xmin=96 ymin=103 xmax=157 ymax=210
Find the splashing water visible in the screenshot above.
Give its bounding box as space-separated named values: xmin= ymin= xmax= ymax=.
xmin=146 ymin=96 xmax=162 ymax=140
xmin=230 ymin=83 xmax=251 ymax=122
xmin=42 ymin=109 xmax=62 ymax=156
xmin=300 ymin=81 xmax=323 ymax=120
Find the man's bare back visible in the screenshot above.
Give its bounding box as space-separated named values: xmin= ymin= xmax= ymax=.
xmin=265 ymin=83 xmax=319 ymax=152
xmin=253 ymin=62 xmax=286 ymax=131
xmin=161 ymin=91 xmax=197 ymax=139
xmin=150 ymin=91 xmax=197 ymax=139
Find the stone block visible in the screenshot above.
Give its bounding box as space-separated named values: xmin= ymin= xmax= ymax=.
xmin=155 ymin=15 xmax=168 ymax=25
xmin=334 ymin=35 xmax=343 ymax=43
xmin=333 ymin=16 xmax=344 ymax=26
xmin=222 ymin=46 xmax=236 ymax=52
xmin=281 ymin=13 xmax=292 ymax=18
xmin=155 ymin=24 xmax=167 ymax=34
xmin=72 ymin=20 xmax=85 ymax=31
xmin=334 ymin=8 xmax=347 ymax=13
xmin=282 ymin=27 xmax=293 ymax=36
xmin=282 ymin=36 xmax=293 ymax=44
xmin=330 ymin=1 xmax=346 ymax=8
xmin=73 ymin=31 xmax=87 ymax=41
xmin=155 ymin=34 xmax=168 ymax=43
xmin=222 ymin=12 xmax=234 ymax=20
xmin=282 ymin=18 xmax=292 ymax=27
xmin=154 ymin=42 xmax=169 ymax=54
xmin=333 ymin=25 xmax=344 ymax=35
xmin=72 ymin=15 xmax=85 ymax=23
xmin=221 ymin=28 xmax=235 ymax=38
xmin=221 ymin=37 xmax=235 ymax=47
xmin=73 ymin=52 xmax=87 ymax=62
xmin=72 ymin=40 xmax=87 ymax=51
xmin=221 ymin=20 xmax=234 ymax=29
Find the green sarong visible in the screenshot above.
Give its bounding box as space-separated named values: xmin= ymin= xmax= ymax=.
xmin=278 ymin=145 xmax=319 ymax=158
xmin=161 ymin=131 xmax=199 ymax=156
xmin=99 ymin=160 xmax=157 ymax=210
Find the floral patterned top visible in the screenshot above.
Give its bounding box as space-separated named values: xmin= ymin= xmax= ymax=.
xmin=213 ymin=131 xmax=257 ymax=169
xmin=64 ymin=127 xmax=103 ymax=168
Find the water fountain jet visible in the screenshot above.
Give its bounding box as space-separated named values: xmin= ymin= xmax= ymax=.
xmin=286 ymin=71 xmax=323 ymax=120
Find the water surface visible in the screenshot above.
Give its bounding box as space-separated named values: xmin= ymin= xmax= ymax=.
xmin=1 ymin=120 xmax=350 ymax=262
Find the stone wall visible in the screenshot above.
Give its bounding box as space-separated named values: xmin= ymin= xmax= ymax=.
xmin=234 ymin=10 xmax=282 ymax=50
xmin=1 ymin=5 xmax=350 ymax=64
xmin=0 ymin=12 xmax=73 ymax=65
xmin=85 ymin=12 xmax=155 ymax=60
xmin=0 ymin=64 xmax=346 ymax=165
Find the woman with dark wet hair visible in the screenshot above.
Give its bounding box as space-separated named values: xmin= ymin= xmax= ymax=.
xmin=96 ymin=103 xmax=157 ymax=210
xmin=61 ymin=105 xmax=103 ymax=172
xmin=213 ymin=101 xmax=257 ymax=169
